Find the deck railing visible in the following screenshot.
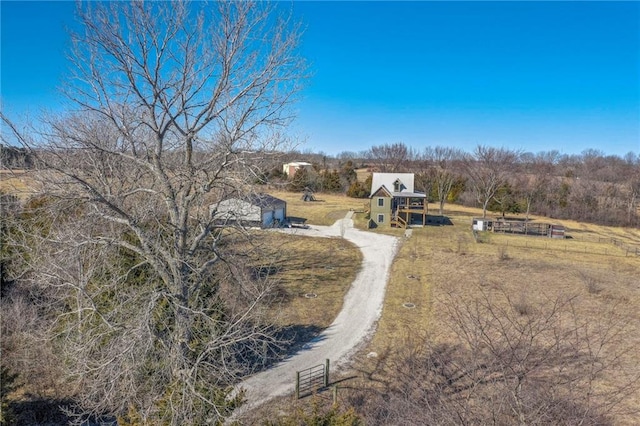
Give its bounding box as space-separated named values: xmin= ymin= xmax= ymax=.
xmin=398 ymin=205 xmax=427 ymax=214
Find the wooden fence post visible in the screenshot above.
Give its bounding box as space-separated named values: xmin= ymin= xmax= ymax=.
xmin=324 ymin=359 xmax=330 ymax=387
xmin=296 ymin=371 xmax=300 ymax=399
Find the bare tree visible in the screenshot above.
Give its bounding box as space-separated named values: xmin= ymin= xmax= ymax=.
xmin=366 ymin=142 xmax=414 ymax=173
xmin=424 ymin=146 xmax=464 ymax=215
xmin=490 ymin=181 xmax=519 ymax=218
xmin=514 ymin=151 xmax=558 ymax=220
xmin=2 ymin=1 xmax=305 ymax=424
xmin=624 ymin=156 xmax=640 ymax=225
xmin=463 ymin=145 xmax=519 ymax=218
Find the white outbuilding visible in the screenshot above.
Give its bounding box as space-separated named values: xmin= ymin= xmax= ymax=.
xmin=210 ymin=193 xmax=287 ymax=228
xmin=472 ymin=217 xmax=492 ymax=231
xmin=282 ymin=161 xmax=312 ymax=177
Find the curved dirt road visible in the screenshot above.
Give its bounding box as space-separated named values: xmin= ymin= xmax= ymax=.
xmin=235 ymin=213 xmax=399 ymax=413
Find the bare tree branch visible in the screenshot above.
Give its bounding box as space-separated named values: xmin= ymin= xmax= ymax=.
xmin=2 ymin=1 xmax=306 ymax=423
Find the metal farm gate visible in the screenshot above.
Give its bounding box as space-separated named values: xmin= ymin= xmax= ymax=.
xmin=295 ymin=359 xmax=330 ymax=399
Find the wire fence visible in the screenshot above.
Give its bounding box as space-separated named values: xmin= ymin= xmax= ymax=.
xmin=473 ymin=231 xmax=640 ymax=258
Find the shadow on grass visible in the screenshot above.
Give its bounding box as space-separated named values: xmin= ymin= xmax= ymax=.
xmin=425 ymin=215 xmax=453 ymax=226
xmin=236 ymin=324 xmax=327 ymax=377
xmin=275 ymin=324 xmax=326 ymax=356
xmin=10 ymin=398 xmax=116 ymax=426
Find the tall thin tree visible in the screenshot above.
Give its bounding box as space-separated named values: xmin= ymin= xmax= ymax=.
xmin=424 ymin=146 xmax=464 ymax=215
xmin=463 ymin=145 xmax=518 ymax=218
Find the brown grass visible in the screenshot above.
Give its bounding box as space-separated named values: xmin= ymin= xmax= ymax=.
xmin=355 ymin=168 xmax=371 ymax=183
xmin=0 ymin=170 xmax=39 ymax=200
xmin=268 ymin=190 xmax=369 ymax=226
xmin=236 ymin=199 xmax=640 ymax=423
xmin=360 ymin=204 xmax=640 ymax=424
xmin=6 ymin=178 xmax=639 ymax=422
xmin=231 ymin=230 xmax=363 ymax=329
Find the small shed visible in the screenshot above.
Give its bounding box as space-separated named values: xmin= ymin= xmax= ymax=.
xmin=472 ymin=218 xmax=493 ymax=231
xmin=210 ymin=193 xmax=286 ymax=228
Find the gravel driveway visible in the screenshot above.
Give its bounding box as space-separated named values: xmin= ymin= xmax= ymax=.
xmin=234 ymin=212 xmax=399 ymax=414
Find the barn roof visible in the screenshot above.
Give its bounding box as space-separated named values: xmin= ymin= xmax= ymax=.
xmin=209 ymin=193 xmax=286 ymax=223
xmin=210 ymin=193 xmax=285 ymax=212
xmin=245 ymin=193 xmax=286 ymax=208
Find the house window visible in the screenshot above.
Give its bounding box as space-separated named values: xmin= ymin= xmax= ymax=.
xmin=377 ymin=214 xmax=384 ymax=223
xmin=394 ymin=181 xmax=400 ymax=192
xmin=377 ymin=198 xmax=384 ymax=207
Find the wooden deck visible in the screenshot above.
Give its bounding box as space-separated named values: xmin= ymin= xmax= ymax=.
xmin=393 ymin=205 xmax=428 ymax=228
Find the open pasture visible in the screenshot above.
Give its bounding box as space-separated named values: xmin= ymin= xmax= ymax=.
xmin=361 ymin=204 xmax=640 ymax=424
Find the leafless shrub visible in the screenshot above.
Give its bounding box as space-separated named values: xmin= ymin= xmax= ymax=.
xmin=456 ymin=235 xmax=467 ymax=255
xmin=350 ymin=287 xmax=639 ymax=425
xmin=0 ymin=286 xmax=66 ymax=399
xmin=497 ymin=245 xmax=510 ymax=260
xmin=578 ymin=270 xmax=603 ymax=294
xmin=511 ymin=290 xmax=532 ymax=316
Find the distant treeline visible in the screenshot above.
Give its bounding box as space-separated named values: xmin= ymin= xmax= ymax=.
xmin=0 ymin=144 xmax=33 ymax=169
xmin=268 ymin=144 xmax=640 ymax=228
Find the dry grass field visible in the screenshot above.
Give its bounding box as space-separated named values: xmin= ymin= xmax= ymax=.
xmin=355 ymin=167 xmax=371 ymax=183
xmin=247 ymin=200 xmax=640 ymax=424
xmin=5 ymin=176 xmax=639 ymax=423
xmin=268 ymin=189 xmax=370 ymax=227
xmin=370 ymin=207 xmax=640 ymax=347
xmin=239 ymin=231 xmax=363 ymax=330
xmin=357 ymin=205 xmax=640 ymax=424
xmin=0 ymin=170 xmax=38 ymax=200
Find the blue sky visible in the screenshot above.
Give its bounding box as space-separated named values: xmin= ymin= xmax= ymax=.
xmin=2 ymin=1 xmax=639 ymax=157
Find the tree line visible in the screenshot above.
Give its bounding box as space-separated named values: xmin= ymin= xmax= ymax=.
xmin=6 ymin=141 xmax=638 ymax=227
xmin=0 ymin=144 xmax=33 ymax=170
xmin=264 ymin=143 xmax=640 ymax=227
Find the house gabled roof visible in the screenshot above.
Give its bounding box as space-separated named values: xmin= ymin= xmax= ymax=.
xmin=371 ymin=173 xmax=414 ymax=193
xmin=369 ymin=173 xmax=426 ymax=198
xmin=371 ymin=185 xmax=393 ymax=198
